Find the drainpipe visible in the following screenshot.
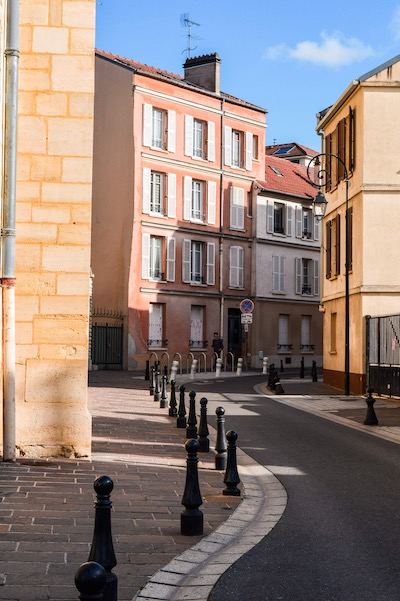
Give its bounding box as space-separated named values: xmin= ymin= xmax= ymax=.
xmin=219 ymin=98 xmax=225 ymax=339
xmin=3 ymin=0 xmax=19 ymax=461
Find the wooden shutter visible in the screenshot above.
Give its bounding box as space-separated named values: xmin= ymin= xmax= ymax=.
xmin=334 ymin=214 xmax=341 ymax=276
xmin=279 ymin=255 xmax=285 ymax=293
xmin=326 ymin=134 xmax=333 ymax=191
xmin=149 ymin=304 xmax=163 ymax=341
xmin=207 ymin=181 xmax=216 ymax=224
xmin=183 ymin=176 xmax=192 ymax=220
xmin=167 ymin=173 xmax=176 ymax=218
xmin=229 ymin=246 xmax=239 ymax=287
xmin=326 ymin=221 xmax=332 ymax=278
xmin=313 ymin=259 xmax=320 ymax=296
xmin=184 ymin=114 xmax=193 ymax=156
xmin=286 ymin=206 xmax=293 ymax=237
xmin=206 ymin=242 xmax=215 ymax=285
xmin=167 ymin=110 xmax=176 ymax=153
xmin=245 ymin=132 xmax=253 ymax=170
xmin=230 ymin=186 xmax=244 ymax=229
xmin=337 ymin=118 xmax=346 ymax=183
xmin=224 ymin=125 xmax=232 ymax=166
xmin=141 ymin=233 xmax=150 ymax=279
xmin=267 ymin=202 xmax=274 ymax=233
xmin=166 ymin=237 xmax=176 ymax=282
xmin=207 ymin=121 xmax=215 ymax=162
xmin=142 ymin=167 xmax=151 ymax=214
xmin=349 ymin=106 xmax=356 ymax=173
xmin=313 ymin=216 xmax=320 ymax=241
xmin=295 ymin=207 xmax=302 ymax=238
xmin=143 ymin=103 xmax=152 ymax=147
xmin=182 ymin=239 xmax=191 ymax=283
xmin=272 ymin=254 xmax=279 ymax=292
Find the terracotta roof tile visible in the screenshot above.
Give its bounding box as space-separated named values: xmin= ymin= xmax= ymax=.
xmin=256 ymin=155 xmax=317 ymax=200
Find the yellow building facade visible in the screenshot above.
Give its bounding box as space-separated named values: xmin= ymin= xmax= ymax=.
xmin=0 ymin=0 xmax=96 ymax=458
xmin=317 ymin=54 xmax=400 ymax=394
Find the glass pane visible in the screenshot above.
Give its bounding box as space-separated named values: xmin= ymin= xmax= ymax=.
xmin=152 ymin=109 xmax=163 ymax=148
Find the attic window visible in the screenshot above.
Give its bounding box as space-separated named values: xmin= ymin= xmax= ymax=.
xmin=269 ymin=165 xmax=283 ymax=176
xmin=273 ymin=146 xmax=294 ymax=155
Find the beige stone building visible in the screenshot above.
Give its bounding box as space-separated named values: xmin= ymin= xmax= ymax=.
xmin=0 ymin=0 xmax=96 ymax=459
xmin=316 ymin=53 xmax=400 ymax=394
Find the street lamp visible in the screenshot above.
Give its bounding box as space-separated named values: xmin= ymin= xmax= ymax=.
xmin=306 ymin=153 xmax=350 ymax=396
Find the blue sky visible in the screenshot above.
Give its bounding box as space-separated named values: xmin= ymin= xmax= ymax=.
xmin=95 ymin=1 xmax=400 ymax=151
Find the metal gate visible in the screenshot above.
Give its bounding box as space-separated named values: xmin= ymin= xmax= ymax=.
xmin=366 ymin=314 xmax=400 ymax=397
xmin=91 ymin=323 xmax=123 ymax=369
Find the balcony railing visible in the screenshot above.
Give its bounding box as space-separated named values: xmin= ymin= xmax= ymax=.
xmin=277 ymin=344 xmax=293 ymax=351
xmin=300 ymin=344 xmax=315 ymax=351
xmin=147 ymin=339 xmax=168 ymax=348
xmin=189 ymin=340 xmax=208 ymax=348
xmin=302 ymin=285 xmax=312 ymax=295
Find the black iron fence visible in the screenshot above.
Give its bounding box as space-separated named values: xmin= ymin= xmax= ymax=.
xmin=366 ymin=314 xmax=400 ymax=396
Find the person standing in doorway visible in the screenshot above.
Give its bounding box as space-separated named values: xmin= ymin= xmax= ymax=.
xmin=212 ymin=332 xmax=224 ymax=370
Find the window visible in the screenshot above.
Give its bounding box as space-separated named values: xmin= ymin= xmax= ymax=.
xmin=302 ymin=208 xmax=313 ymax=239
xmin=183 ymin=176 xmax=216 ymax=224
xmin=142 ymin=234 xmax=175 ymax=281
xmin=274 ymin=203 xmax=285 ymax=234
xmin=300 ymin=316 xmax=314 ymax=351
xmin=143 ymin=103 xmax=176 ymax=152
xmin=142 ymin=168 xmax=176 ymax=218
xmin=148 ymin=303 xmax=166 ymax=348
xmin=184 ymin=115 xmax=215 ymax=161
xmin=224 ymin=126 xmax=253 ymax=170
xmin=330 ymin=312 xmax=337 ymax=353
xmin=229 ymin=246 xmax=244 ymax=288
xmin=252 ymin=135 xmax=259 ymax=160
xmin=325 ymin=106 xmax=356 ymax=190
xmin=272 ymin=254 xmax=285 ymax=294
xmin=182 ymin=240 xmax=215 ymax=285
xmin=190 ymin=306 xmax=206 ymax=348
xmin=278 ymin=314 xmax=292 ymax=351
xmin=267 ymin=202 xmax=292 ymax=236
xmin=230 ymin=186 xmax=245 ymax=229
xmin=295 ymin=257 xmax=320 ymax=296
xmin=325 ymin=215 xmax=340 ymax=278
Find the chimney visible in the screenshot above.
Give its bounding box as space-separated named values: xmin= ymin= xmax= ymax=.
xmin=183 ymin=53 xmax=221 ymax=94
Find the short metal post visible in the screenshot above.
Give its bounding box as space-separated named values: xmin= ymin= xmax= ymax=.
xmin=300 ymin=357 xmax=305 ymax=379
xmin=215 ymin=406 xmax=227 ymax=470
xmin=216 ymin=357 xmax=222 ymax=377
xmin=177 ymin=385 xmax=186 ymax=428
xmin=262 ymin=356 xmax=268 ymax=374
xmin=75 ymin=562 xmax=107 ymax=601
xmin=169 ymin=380 xmax=177 ymax=417
xmin=268 ymin=363 xmax=275 ymax=389
xmin=88 ymin=476 xmax=117 ymax=601
xmin=160 ymin=374 xmax=168 ymax=408
xmin=364 ymin=387 xmax=379 ymax=425
xmin=198 ymin=397 xmax=210 ymax=452
xmin=311 ymin=360 xmax=318 ymax=382
xmin=223 ymin=430 xmax=241 ymax=497
xmin=154 ymin=370 xmax=161 ymax=403
xmin=186 ymin=390 xmax=197 ymax=439
xmin=149 ymin=366 xmax=155 ymax=396
xmin=181 ymin=439 xmax=203 ymax=536
xmin=145 ymin=360 xmax=150 ymax=381
xmin=236 ymin=357 xmax=243 ymax=376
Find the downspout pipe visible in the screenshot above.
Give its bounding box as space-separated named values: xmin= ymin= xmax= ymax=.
xmin=3 ymin=0 xmax=19 ymax=461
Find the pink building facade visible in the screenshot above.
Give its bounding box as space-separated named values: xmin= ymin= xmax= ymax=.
xmin=92 ymin=51 xmax=267 ymax=370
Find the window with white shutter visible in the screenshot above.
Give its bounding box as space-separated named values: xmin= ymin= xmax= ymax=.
xmin=206 ymin=243 xmax=215 ymax=285
xmin=313 ymin=259 xmax=320 ymax=296
xmin=295 ymin=207 xmax=302 ymax=238
xmin=300 ymin=316 xmax=312 ymax=351
xmin=245 ymin=132 xmax=253 ymax=170
xmin=167 ymin=174 xmax=176 ymax=218
xmin=229 ymin=246 xmax=244 ymax=288
xmin=207 ymin=121 xmax=215 ymax=162
xmin=167 ymin=110 xmax=176 ymax=152
xmin=190 ymin=306 xmax=204 ymax=347
xmin=230 ymin=187 xmax=245 ymax=229
xmin=182 ymin=239 xmax=191 ymax=283
xmin=267 ymin=202 xmax=274 ymax=233
xmin=166 ymin=238 xmax=176 ymax=282
xmin=148 ymin=303 xmax=164 ymax=347
xmin=142 ymin=168 xmax=151 ymax=214
xmin=142 ymin=233 xmax=150 ymax=279
xmin=272 ymin=254 xmax=285 ymax=293
xmin=224 ymin=125 xmax=232 ymax=166
xmin=278 ymin=315 xmax=289 ymax=347
xmin=207 ymin=181 xmax=216 ymax=225
xmin=184 ymin=114 xmax=194 ymax=156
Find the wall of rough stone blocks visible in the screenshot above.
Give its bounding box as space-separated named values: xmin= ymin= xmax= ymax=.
xmin=9 ymin=0 xmax=96 ymax=457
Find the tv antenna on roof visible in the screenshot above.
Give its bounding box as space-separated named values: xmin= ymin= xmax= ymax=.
xmin=180 ymin=13 xmax=200 ymax=58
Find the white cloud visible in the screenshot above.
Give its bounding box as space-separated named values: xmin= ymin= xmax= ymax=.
xmin=263 ymin=31 xmax=375 ymax=68
xmin=389 ymin=6 xmax=400 ymax=41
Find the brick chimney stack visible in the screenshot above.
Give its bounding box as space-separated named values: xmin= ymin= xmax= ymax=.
xmin=183 ymin=53 xmax=221 ymax=94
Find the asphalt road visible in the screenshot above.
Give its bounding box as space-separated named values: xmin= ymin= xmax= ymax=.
xmin=187 ymin=376 xmax=400 ymax=601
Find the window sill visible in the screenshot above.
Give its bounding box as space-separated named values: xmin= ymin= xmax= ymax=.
xmin=229 ymin=227 xmax=245 ymax=232
xmin=329 ymin=350 xmax=337 ymax=355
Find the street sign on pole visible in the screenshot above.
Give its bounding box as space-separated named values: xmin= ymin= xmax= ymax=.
xmin=240 ymin=299 xmax=254 ymax=314
xmin=241 ymin=314 xmax=253 ymax=324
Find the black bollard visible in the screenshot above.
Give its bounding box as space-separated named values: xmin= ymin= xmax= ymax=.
xmin=300 ymin=357 xmax=305 ymax=379
xmin=88 ymin=476 xmax=117 ymax=601
xmin=186 ymin=390 xmax=197 ymax=439
xmin=160 ymin=374 xmax=168 ymax=408
xmin=364 ymin=388 xmax=379 ymax=425
xmin=267 ymin=363 xmax=275 ymax=389
xmin=198 ymin=397 xmax=210 ymax=452
xmin=177 ymin=385 xmax=187 ymax=428
xmin=215 ymin=406 xmax=227 ymax=470
xmin=275 ymin=377 xmax=285 ymax=394
xmin=311 ymin=360 xmax=318 ymax=382
xmin=181 ymin=438 xmax=203 ymax=536
xmin=149 ymin=366 xmax=155 ymax=396
xmin=280 ymin=359 xmax=284 ymax=373
xmin=154 ymin=370 xmax=161 ymax=403
xmin=145 ymin=360 xmax=150 ymax=381
xmin=75 ymin=561 xmax=107 ymax=601
xmin=223 ymin=430 xmax=241 ymax=497
xmin=163 ymin=364 xmax=169 ymax=383
xmin=169 ymin=380 xmax=178 ymax=417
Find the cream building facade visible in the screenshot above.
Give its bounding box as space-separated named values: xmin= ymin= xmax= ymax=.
xmin=317 ymin=54 xmax=400 ymax=394
xmin=0 ymin=0 xmax=96 ymax=459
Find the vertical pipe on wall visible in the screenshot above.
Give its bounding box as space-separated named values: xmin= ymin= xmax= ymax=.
xmin=2 ymin=0 xmax=19 ymax=461
xmin=219 ymin=98 xmax=225 ymax=338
